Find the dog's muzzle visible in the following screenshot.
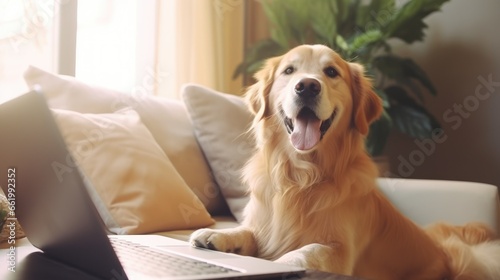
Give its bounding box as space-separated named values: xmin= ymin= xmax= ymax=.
xmin=282 ymin=78 xmax=336 ymax=151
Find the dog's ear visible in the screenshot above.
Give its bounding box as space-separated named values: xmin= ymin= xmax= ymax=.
xmin=349 ymin=62 xmax=383 ymax=135
xmin=245 ymin=56 xmax=282 ymax=120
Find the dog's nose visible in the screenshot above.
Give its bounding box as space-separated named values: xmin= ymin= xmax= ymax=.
xmin=295 ymin=78 xmax=321 ymax=98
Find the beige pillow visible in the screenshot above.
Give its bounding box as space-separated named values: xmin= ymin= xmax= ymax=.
xmin=52 ymin=108 xmax=214 ymax=234
xmin=182 ymin=84 xmax=254 ymax=222
xmin=24 ymin=66 xmax=227 ymax=215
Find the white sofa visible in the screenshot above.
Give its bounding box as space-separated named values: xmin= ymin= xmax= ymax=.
xmin=377 ymin=178 xmax=500 ymax=233
xmin=1 ymin=67 xmax=499 ymax=251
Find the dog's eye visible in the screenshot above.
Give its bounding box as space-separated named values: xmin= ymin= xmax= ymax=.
xmin=324 ymin=66 xmax=339 ymax=78
xmin=283 ymin=66 xmax=294 ymax=75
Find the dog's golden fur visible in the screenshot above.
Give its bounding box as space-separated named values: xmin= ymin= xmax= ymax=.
xmin=190 ymin=45 xmax=500 ymax=279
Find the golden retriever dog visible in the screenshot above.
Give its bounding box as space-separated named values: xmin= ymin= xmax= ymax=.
xmin=190 ymin=45 xmax=500 ymax=279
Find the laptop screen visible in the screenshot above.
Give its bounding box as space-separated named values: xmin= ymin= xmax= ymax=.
xmin=0 ymin=91 xmax=127 ymax=280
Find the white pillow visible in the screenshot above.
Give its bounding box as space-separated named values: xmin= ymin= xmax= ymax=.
xmin=52 ymin=108 xmax=215 ymax=234
xmin=24 ymin=66 xmax=227 ymax=214
xmin=182 ymin=84 xmax=254 ymax=222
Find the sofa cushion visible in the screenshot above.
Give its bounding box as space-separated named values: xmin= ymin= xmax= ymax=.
xmin=53 ymin=108 xmax=214 ymax=234
xmin=377 ymin=178 xmax=500 ymax=233
xmin=24 ymin=66 xmax=227 ymax=215
xmin=182 ymin=84 xmax=254 ymax=222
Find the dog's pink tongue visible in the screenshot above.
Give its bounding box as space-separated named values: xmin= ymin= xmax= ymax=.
xmin=291 ymin=116 xmax=321 ymax=151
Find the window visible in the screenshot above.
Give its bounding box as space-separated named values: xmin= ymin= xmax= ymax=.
xmin=0 ymin=0 xmax=58 ymax=103
xmin=75 ymin=0 xmax=156 ymax=94
xmin=0 ymin=0 xmax=157 ymax=104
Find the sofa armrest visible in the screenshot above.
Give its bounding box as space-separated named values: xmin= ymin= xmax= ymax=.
xmin=377 ymin=178 xmax=500 ymax=234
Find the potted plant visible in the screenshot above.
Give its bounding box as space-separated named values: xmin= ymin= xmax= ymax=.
xmin=234 ymin=0 xmax=449 ymax=156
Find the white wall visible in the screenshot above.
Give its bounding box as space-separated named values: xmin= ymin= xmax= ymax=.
xmin=384 ymin=0 xmax=500 ymax=187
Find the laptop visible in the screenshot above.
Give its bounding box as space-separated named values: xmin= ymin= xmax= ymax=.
xmin=0 ymin=91 xmax=305 ymax=280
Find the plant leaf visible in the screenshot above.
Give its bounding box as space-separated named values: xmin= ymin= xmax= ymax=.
xmin=284 ymin=0 xmax=311 ymax=44
xmin=335 ymin=34 xmax=349 ymax=54
xmin=385 ymin=86 xmax=440 ymax=139
xmin=246 ymin=60 xmax=267 ymax=75
xmin=349 ymin=29 xmax=384 ymax=59
xmin=357 ymin=0 xmax=396 ymax=30
xmin=336 ymin=0 xmax=353 ymax=24
xmin=366 ymin=109 xmax=392 ymax=156
xmin=383 ymin=0 xmax=450 ymax=43
xmin=232 ymin=39 xmax=284 ymax=79
xmin=261 ymin=0 xmax=293 ymax=48
xmin=337 ymin=0 xmax=361 ymax=37
xmin=372 ymin=55 xmax=437 ymax=97
xmin=310 ymin=0 xmax=338 ymax=47
xmin=374 ymin=88 xmax=390 ymax=109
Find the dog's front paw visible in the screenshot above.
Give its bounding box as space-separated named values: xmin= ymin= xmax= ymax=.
xmin=189 ymin=228 xmax=257 ymax=256
xmin=275 ymin=243 xmax=335 ymax=271
xmin=190 ymin=228 xmax=233 ymax=252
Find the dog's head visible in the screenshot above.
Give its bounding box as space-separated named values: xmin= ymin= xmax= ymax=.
xmin=246 ymin=44 xmax=382 ymax=153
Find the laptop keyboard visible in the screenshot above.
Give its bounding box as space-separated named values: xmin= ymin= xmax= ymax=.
xmin=110 ymin=238 xmax=239 ymax=277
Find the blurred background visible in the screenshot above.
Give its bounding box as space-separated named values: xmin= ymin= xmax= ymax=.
xmin=0 ymin=0 xmax=499 ymax=187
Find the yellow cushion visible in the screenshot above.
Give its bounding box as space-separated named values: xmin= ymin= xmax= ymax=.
xmin=52 ymin=108 xmax=214 ymax=234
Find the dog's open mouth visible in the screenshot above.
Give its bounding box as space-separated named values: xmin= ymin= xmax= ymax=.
xmin=283 ymin=107 xmax=336 ymax=151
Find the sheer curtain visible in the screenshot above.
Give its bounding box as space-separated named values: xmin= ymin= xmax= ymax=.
xmin=0 ymin=0 xmax=60 ymax=103
xmin=155 ymin=0 xmax=245 ymax=98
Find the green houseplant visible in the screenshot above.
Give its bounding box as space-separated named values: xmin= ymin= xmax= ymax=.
xmin=234 ymin=0 xmax=450 ymax=156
